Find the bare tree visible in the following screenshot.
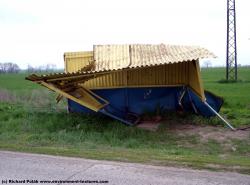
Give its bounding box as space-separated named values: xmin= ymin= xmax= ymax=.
xmin=3 ymin=63 xmax=9 ymax=73
xmin=12 ymin=63 xmax=20 ymax=73
xmin=0 ymin=62 xmax=20 ymax=73
xmin=203 ymin=60 xmax=212 ymax=68
xmin=0 ymin=63 xmax=3 ymax=73
xmin=27 ymin=63 xmax=57 ymax=73
xmin=27 ymin=64 xmax=34 ymax=73
xmin=45 ymin=63 xmax=57 ymax=72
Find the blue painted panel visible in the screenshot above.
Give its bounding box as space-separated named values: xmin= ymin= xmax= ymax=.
xmin=68 ymin=99 xmax=95 ymax=114
xmin=67 ymin=87 xmax=223 ymax=124
xmin=182 ymin=89 xmax=223 ymax=117
xmin=127 ymin=87 xmax=181 ymax=115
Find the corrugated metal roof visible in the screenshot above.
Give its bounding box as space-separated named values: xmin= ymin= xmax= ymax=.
xmin=64 ymin=51 xmax=93 ymax=58
xmin=93 ymin=44 xmax=215 ymax=71
xmin=94 ymin=44 xmax=130 ymax=71
xmin=27 ymin=44 xmax=215 ymax=81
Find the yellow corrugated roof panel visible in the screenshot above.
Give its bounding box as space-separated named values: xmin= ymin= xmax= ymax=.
xmin=64 ymin=51 xmax=93 ymax=58
xmin=64 ymin=51 xmax=94 ymax=73
xmin=93 ymin=44 xmax=215 ymax=71
xmin=94 ymin=44 xmax=130 ymax=71
xmin=29 ymin=44 xmax=215 ymax=81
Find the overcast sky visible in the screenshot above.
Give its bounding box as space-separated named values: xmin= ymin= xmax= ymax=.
xmin=0 ymin=0 xmax=249 ymax=69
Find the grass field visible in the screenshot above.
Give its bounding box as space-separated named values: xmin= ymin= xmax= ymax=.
xmin=202 ymin=67 xmax=250 ymax=126
xmin=0 ymin=68 xmax=250 ymax=174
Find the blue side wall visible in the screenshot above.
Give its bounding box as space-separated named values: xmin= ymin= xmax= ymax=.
xmin=67 ymin=87 xmax=223 ymax=123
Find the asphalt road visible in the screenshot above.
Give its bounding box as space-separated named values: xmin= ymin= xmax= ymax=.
xmin=0 ymin=151 xmax=250 ymax=185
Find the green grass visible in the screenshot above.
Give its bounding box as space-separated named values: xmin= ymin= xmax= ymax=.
xmin=0 ymin=103 xmax=250 ymax=173
xmin=0 ymin=73 xmax=39 ymax=91
xmin=0 ymin=68 xmax=250 ymax=174
xmin=201 ymin=67 xmax=250 ymax=126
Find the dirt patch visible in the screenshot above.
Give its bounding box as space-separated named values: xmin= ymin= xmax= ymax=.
xmin=165 ymin=122 xmax=250 ymax=142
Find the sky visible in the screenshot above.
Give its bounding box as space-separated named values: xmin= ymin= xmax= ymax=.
xmin=0 ymin=0 xmax=249 ymax=69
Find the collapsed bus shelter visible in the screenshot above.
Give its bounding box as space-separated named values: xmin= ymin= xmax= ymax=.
xmin=26 ymin=44 xmax=234 ymax=129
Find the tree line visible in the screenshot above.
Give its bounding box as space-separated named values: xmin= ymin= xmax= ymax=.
xmin=0 ymin=62 xmax=20 ymax=73
xmin=27 ymin=64 xmax=57 ymax=73
xmin=0 ymin=62 xmax=57 ymax=74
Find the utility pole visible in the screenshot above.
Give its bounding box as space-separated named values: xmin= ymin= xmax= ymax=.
xmin=226 ymin=0 xmax=237 ymax=81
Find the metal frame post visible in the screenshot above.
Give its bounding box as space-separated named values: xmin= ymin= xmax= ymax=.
xmin=204 ymin=101 xmax=236 ymax=131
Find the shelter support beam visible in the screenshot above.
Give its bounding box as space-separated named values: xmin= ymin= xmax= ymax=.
xmin=40 ymin=82 xmax=108 ymax=112
xmin=204 ymin=101 xmax=235 ymax=131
